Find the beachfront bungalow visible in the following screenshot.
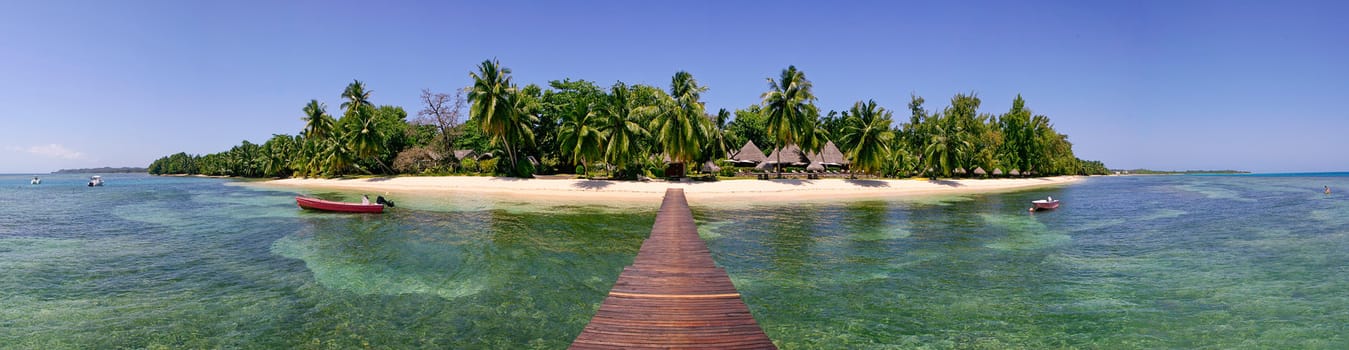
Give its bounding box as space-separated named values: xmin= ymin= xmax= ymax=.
xmin=756 ymin=141 xmax=851 ymax=174
xmin=758 ymin=144 xmax=808 ymax=172
xmin=816 ymin=141 xmax=849 ymax=168
xmin=729 ymin=141 xmax=768 ymax=166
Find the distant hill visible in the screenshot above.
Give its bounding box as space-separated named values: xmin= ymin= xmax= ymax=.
xmin=52 ymin=167 xmax=148 ymax=174
xmin=1113 ymin=169 xmax=1250 ymax=175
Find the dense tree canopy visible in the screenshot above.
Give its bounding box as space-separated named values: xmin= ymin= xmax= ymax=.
xmin=150 ymin=59 xmax=1108 ymax=179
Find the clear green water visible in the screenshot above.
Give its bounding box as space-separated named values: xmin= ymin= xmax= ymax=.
xmin=2 ymin=174 xmax=1346 ymax=349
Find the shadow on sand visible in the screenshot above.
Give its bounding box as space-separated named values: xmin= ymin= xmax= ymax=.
xmin=767 ymin=179 xmax=813 ymax=186
xmin=572 ymin=180 xmax=615 ymax=190
xmin=844 ymin=179 xmax=890 ymax=188
xmin=928 ymin=179 xmax=964 ymax=187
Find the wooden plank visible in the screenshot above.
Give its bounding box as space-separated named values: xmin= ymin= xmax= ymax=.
xmin=570 ymin=188 xmax=776 ymax=349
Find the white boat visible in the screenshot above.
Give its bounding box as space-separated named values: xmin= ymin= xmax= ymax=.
xmin=88 ymin=176 xmax=104 ymax=187
xmin=31 ymin=177 xmax=40 ymax=185
xmin=1030 ymin=196 xmax=1059 ymax=211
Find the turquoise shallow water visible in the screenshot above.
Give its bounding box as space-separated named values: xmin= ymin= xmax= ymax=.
xmin=2 ymin=173 xmax=1347 ymax=348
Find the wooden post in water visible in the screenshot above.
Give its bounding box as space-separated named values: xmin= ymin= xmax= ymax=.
xmin=570 ymin=188 xmax=776 ymax=349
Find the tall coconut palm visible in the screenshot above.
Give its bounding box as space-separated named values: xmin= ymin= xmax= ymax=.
xmin=599 ymin=82 xmax=650 ymax=175
xmin=345 ymin=105 xmax=389 ymax=173
xmin=697 ymin=109 xmax=732 ymax=168
xmin=650 ymin=71 xmax=707 ymax=172
xmin=923 ymin=114 xmax=971 ymax=178
xmin=558 ymin=103 xmax=605 ymax=176
xmin=761 ymin=65 xmax=819 ymax=177
xmin=301 ymin=100 xmax=335 ymax=140
xmin=341 ymin=80 xmax=372 ymax=111
xmin=839 ymin=100 xmax=894 ymax=177
xmin=469 ymin=59 xmax=535 ymax=176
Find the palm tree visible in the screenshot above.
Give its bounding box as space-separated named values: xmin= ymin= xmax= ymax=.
xmin=341 ymin=80 xmax=372 ymax=111
xmin=650 ymin=71 xmax=706 ymax=175
xmin=468 ymin=59 xmax=535 ymax=176
xmin=839 ymin=100 xmax=894 ymax=178
xmin=923 ymin=114 xmax=971 ymax=178
xmin=599 ymin=82 xmax=650 ymax=176
xmin=345 ymin=105 xmax=389 ymax=173
xmin=761 ymin=65 xmax=819 ymax=177
xmin=697 ymin=109 xmax=732 ymax=169
xmin=301 ymin=100 xmax=335 ymax=140
xmin=558 ymin=103 xmax=605 ymax=177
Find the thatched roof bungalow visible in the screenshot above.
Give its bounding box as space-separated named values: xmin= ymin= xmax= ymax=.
xmin=729 ymin=141 xmax=767 ymax=165
xmin=764 ymin=144 xmax=807 ymax=166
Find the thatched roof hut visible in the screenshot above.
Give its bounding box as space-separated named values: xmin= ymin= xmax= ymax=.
xmin=453 ymin=150 xmax=477 ymax=161
xmin=973 ymin=167 xmax=987 ymax=176
xmin=819 ymin=141 xmax=848 ymax=165
xmin=729 ymin=141 xmax=767 ymax=165
xmin=764 ymin=144 xmax=807 ymax=165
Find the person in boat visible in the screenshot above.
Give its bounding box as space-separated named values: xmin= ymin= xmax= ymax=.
xmin=361 ymin=194 xmax=371 ymax=205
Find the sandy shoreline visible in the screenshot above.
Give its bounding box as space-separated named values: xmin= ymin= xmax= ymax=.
xmin=251 ymin=175 xmax=1084 ymax=204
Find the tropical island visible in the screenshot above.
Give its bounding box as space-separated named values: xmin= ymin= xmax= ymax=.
xmin=150 ymin=60 xmax=1106 ymax=199
xmin=52 ymin=167 xmax=148 ymax=174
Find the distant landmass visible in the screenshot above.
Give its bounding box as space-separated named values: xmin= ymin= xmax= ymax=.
xmin=1114 ymin=169 xmax=1250 ymax=175
xmin=52 ymin=167 xmax=148 ymax=174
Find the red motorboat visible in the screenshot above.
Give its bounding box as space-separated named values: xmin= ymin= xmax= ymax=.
xmin=1030 ymin=197 xmax=1060 ymax=211
xmin=296 ymin=196 xmax=385 ymax=213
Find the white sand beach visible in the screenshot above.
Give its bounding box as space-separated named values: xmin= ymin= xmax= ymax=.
xmin=255 ymin=175 xmax=1084 ymax=204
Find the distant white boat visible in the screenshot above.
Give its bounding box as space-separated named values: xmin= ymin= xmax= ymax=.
xmin=31 ymin=177 xmax=41 ymax=185
xmin=1030 ymin=196 xmax=1059 ymax=211
xmin=88 ymin=176 xmax=104 ymax=187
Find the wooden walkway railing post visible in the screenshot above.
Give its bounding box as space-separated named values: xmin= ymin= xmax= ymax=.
xmin=570 ymin=188 xmax=776 ymax=349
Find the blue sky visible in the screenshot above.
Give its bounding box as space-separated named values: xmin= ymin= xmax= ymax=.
xmin=2 ymin=0 xmax=1346 ymax=173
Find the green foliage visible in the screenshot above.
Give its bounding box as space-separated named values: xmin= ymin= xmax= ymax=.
xmin=478 ymin=158 xmax=498 ymax=175
xmin=726 ymin=105 xmax=770 ymax=152
xmin=761 ymin=65 xmax=819 ymax=176
xmin=469 ymin=59 xmax=537 ymax=178
xmin=650 ymin=71 xmax=707 ymax=168
xmin=598 ymin=82 xmax=652 ymax=174
xmin=149 ymin=59 xmax=1105 ymax=180
xmin=459 ymin=158 xmax=479 ymax=173
xmin=839 ymin=100 xmax=894 ymax=176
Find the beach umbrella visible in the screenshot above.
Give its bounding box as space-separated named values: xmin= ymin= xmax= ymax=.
xmin=954 ymin=167 xmax=967 ymax=176
xmin=806 ymin=161 xmax=825 ymax=172
xmin=973 ymin=167 xmax=987 ymax=177
xmin=1009 ymin=169 xmax=1021 ymax=176
xmin=992 ymin=168 xmax=1004 ymax=176
xmin=701 ymin=161 xmax=721 ymax=173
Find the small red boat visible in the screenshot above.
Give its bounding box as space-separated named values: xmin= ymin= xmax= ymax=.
xmin=296 ymin=196 xmax=384 ymax=213
xmin=1030 ymin=197 xmax=1060 ymax=211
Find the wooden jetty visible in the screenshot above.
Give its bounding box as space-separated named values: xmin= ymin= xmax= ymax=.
xmin=570 ymin=188 xmax=776 ymax=349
